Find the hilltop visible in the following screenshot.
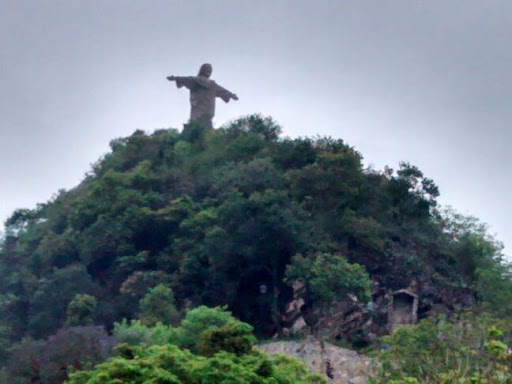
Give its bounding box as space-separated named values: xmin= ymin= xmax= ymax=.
xmin=0 ymin=115 xmax=509 ymax=382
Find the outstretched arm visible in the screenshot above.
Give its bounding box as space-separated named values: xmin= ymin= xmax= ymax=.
xmin=166 ymin=76 xmax=197 ymax=90
xmin=215 ymin=84 xmax=239 ymax=103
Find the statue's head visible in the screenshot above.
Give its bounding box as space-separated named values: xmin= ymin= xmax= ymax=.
xmin=198 ymin=63 xmax=212 ymax=78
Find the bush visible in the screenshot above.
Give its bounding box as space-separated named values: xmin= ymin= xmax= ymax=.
xmin=286 ymin=253 xmax=371 ymax=304
xmin=369 ymin=313 xmax=512 ymax=383
xmin=174 ymin=305 xmax=243 ymax=352
xmin=113 ymin=319 xmax=176 ymax=346
xmin=67 ymin=343 xmax=326 ymax=384
xmin=113 ymin=305 xmax=254 ymax=356
xmin=197 ymin=322 xmax=257 ymax=356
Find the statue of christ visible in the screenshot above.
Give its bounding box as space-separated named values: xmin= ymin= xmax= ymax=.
xmin=167 ymin=63 xmax=238 ymax=127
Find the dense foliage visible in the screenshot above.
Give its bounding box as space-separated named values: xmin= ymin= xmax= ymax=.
xmin=4 ymin=326 xmax=117 ymax=384
xmin=285 ymin=253 xmax=371 ymax=305
xmin=67 ymin=343 xmax=325 ymax=384
xmin=113 ymin=306 xmax=256 ymax=356
xmin=0 ymin=115 xmax=509 ymax=379
xmin=370 ymin=314 xmax=512 ymax=383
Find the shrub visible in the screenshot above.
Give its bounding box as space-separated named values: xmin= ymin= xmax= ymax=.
xmin=369 ymin=313 xmax=512 ymax=383
xmin=197 ymin=322 xmax=257 ymax=356
xmin=113 ymin=305 xmax=254 ymax=356
xmin=113 ymin=319 xmax=176 ymax=346
xmin=67 ymin=343 xmax=325 ymax=384
xmin=174 ymin=305 xmax=243 ymax=352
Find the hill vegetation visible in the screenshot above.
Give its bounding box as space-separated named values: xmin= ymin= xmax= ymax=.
xmin=0 ymin=115 xmax=510 ymax=382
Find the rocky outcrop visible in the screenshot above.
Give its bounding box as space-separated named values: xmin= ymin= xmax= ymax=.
xmin=278 ymin=278 xmax=477 ymax=355
xmin=281 ymin=280 xmax=308 ymax=335
xmin=281 ymin=279 xmax=423 ymax=345
xmin=257 ymin=337 xmax=371 ymax=384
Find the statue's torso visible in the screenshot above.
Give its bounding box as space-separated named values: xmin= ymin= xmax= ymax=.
xmin=189 ymin=79 xmax=217 ymax=121
xmin=173 ymin=74 xmax=233 ymax=126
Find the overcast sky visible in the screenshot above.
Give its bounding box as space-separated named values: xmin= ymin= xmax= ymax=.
xmin=1 ymin=1 xmax=511 ymax=254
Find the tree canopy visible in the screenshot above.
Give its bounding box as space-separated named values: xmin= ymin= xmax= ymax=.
xmin=0 ymin=115 xmax=508 ymax=379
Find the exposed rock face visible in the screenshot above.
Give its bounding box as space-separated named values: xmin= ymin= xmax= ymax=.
xmin=281 ymin=280 xmax=423 ymax=345
xmin=279 ymin=278 xmax=477 ymax=354
xmin=282 ymin=280 xmax=308 ymax=336
xmin=257 ymin=337 xmax=371 ymax=384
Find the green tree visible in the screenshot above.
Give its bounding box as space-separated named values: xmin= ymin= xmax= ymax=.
xmin=67 ymin=344 xmax=325 ymax=384
xmin=113 ymin=305 xmax=252 ymax=356
xmin=286 ymin=253 xmax=371 ymax=304
xmin=27 ymin=264 xmax=97 ymax=338
xmin=438 ymin=207 xmax=503 ymax=281
xmin=197 ymin=322 xmax=257 ymax=356
xmin=65 ymin=293 xmax=97 ymax=327
xmin=138 ymin=284 xmax=180 ymax=326
xmin=1 ymin=114 xmax=508 ymax=354
xmin=175 ymin=306 xmax=243 ymax=353
xmin=6 ymin=326 xmax=117 ymax=384
xmin=475 ymin=266 xmax=512 ymax=317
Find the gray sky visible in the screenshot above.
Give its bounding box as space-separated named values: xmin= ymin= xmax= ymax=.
xmin=1 ymin=1 xmax=511 ymax=254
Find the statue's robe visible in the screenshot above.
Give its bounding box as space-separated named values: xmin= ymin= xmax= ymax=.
xmin=174 ymin=76 xmax=235 ymax=126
